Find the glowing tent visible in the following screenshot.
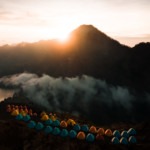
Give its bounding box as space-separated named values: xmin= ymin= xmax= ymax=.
xmin=73 ymin=124 xmax=81 ymax=131
xmin=113 ymin=130 xmax=121 ymax=138
xmin=69 ymin=130 xmax=77 ymax=138
xmin=16 ymin=114 xmax=23 ymax=120
xmin=121 ymin=131 xmax=129 ymax=138
xmin=77 ymin=132 xmax=86 ymax=140
xmin=120 ymin=137 xmax=128 ymax=145
xmin=44 ymin=126 xmax=53 ymax=134
xmin=45 ymin=119 xmax=53 ymax=125
xmin=89 ymin=126 xmax=97 ymax=134
xmin=67 ymin=119 xmax=76 ymax=126
xmin=60 ymin=121 xmax=68 ymax=128
xmin=23 ymin=115 xmax=31 ymax=122
xmin=52 ymin=120 xmax=60 ymax=127
xmin=52 ymin=127 xmax=61 ymax=135
xmin=41 ymin=114 xmax=49 ymax=121
xmin=40 ymin=111 xmax=47 ymax=117
xmin=81 ymin=125 xmax=89 ymax=132
xmin=105 ymin=129 xmax=113 ymax=137
xmin=60 ymin=129 xmax=69 ymax=137
xmin=86 ymin=133 xmax=95 ymax=142
xmin=128 ymin=136 xmax=137 ymax=144
xmin=11 ymin=109 xmax=19 ymax=116
xmin=111 ymin=137 xmax=120 ymax=144
xmin=35 ymin=122 xmax=44 ymax=130
xmin=97 ymin=128 xmax=105 ymax=135
xmin=27 ymin=120 xmax=36 ymax=129
xmin=127 ymin=128 xmax=136 ymax=136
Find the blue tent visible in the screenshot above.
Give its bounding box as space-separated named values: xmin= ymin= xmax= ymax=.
xmin=23 ymin=115 xmax=31 ymax=122
xmin=127 ymin=128 xmax=136 ymax=136
xmin=128 ymin=136 xmax=137 ymax=144
xmin=113 ymin=130 xmax=121 ymax=138
xmin=86 ymin=133 xmax=95 ymax=142
xmin=44 ymin=126 xmax=53 ymax=134
xmin=111 ymin=137 xmax=120 ymax=144
xmin=35 ymin=122 xmax=44 ymax=130
xmin=52 ymin=120 xmax=60 ymax=127
xmin=81 ymin=125 xmax=89 ymax=132
xmin=52 ymin=127 xmax=61 ymax=135
xmin=45 ymin=119 xmax=53 ymax=125
xmin=121 ymin=131 xmax=129 ymax=138
xmin=69 ymin=130 xmax=77 ymax=138
xmin=73 ymin=124 xmax=81 ymax=132
xmin=27 ymin=120 xmax=36 ymax=129
xmin=120 ymin=137 xmax=128 ymax=145
xmin=60 ymin=129 xmax=69 ymax=137
xmin=16 ymin=114 xmax=23 ymax=120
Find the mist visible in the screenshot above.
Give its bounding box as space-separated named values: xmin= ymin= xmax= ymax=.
xmin=0 ymin=73 xmax=150 ymax=124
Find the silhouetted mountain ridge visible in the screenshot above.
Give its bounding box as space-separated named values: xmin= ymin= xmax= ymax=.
xmin=0 ymin=24 xmax=150 ymax=91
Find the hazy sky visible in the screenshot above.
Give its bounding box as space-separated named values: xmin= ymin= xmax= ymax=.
xmin=0 ymin=0 xmax=150 ymax=47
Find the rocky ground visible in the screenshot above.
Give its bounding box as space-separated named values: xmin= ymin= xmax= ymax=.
xmin=0 ymin=97 xmax=150 ymax=150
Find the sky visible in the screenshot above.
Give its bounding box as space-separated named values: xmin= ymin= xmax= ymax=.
xmin=0 ymin=0 xmax=150 ymax=47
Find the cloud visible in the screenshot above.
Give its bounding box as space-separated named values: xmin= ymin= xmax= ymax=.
xmin=1 ymin=73 xmax=150 ymax=124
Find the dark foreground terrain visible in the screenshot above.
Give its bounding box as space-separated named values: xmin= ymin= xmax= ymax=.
xmin=0 ymin=97 xmax=150 ymax=150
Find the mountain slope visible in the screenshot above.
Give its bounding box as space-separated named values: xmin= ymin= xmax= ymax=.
xmin=0 ymin=25 xmax=149 ymax=91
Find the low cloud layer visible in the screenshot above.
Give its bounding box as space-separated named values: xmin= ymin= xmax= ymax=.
xmin=0 ymin=73 xmax=150 ymax=124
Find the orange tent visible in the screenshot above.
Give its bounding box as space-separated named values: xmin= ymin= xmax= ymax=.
xmin=105 ymin=129 xmax=113 ymax=137
xmin=67 ymin=119 xmax=76 ymax=126
xmin=77 ymin=132 xmax=86 ymax=140
xmin=60 ymin=121 xmax=68 ymax=128
xmin=97 ymin=128 xmax=105 ymax=135
xmin=89 ymin=126 xmax=97 ymax=134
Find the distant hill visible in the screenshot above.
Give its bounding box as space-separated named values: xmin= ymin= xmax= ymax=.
xmin=0 ymin=25 xmax=150 ymax=91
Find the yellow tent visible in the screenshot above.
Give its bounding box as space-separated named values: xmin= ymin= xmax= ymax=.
xmin=11 ymin=109 xmax=19 ymax=116
xmin=67 ymin=119 xmax=76 ymax=126
xmin=41 ymin=114 xmax=49 ymax=121
xmin=40 ymin=111 xmax=47 ymax=117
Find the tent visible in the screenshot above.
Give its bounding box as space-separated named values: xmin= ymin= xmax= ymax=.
xmin=86 ymin=133 xmax=95 ymax=142
xmin=67 ymin=119 xmax=76 ymax=126
xmin=81 ymin=125 xmax=89 ymax=132
xmin=52 ymin=120 xmax=60 ymax=127
xmin=111 ymin=137 xmax=120 ymax=144
xmin=44 ymin=126 xmax=53 ymax=134
xmin=73 ymin=124 xmax=81 ymax=131
xmin=96 ymin=134 xmax=104 ymax=141
xmin=16 ymin=114 xmax=23 ymax=120
xmin=40 ymin=111 xmax=47 ymax=117
xmin=69 ymin=130 xmax=77 ymax=138
xmin=49 ymin=113 xmax=57 ymax=121
xmin=6 ymin=107 xmax=12 ymax=113
xmin=60 ymin=121 xmax=68 ymax=128
xmin=97 ymin=128 xmax=105 ymax=135
xmin=89 ymin=126 xmax=97 ymax=134
xmin=24 ymin=108 xmax=28 ymax=114
xmin=127 ymin=128 xmax=136 ymax=136
xmin=120 ymin=137 xmax=128 ymax=145
xmin=105 ymin=129 xmax=113 ymax=137
xmin=45 ymin=119 xmax=53 ymax=125
xmin=121 ymin=131 xmax=129 ymax=138
xmin=60 ymin=129 xmax=69 ymax=137
xmin=52 ymin=127 xmax=61 ymax=135
xmin=11 ymin=109 xmax=19 ymax=116
xmin=27 ymin=120 xmax=36 ymax=129
xmin=128 ymin=136 xmax=137 ymax=144
xmin=41 ymin=114 xmax=49 ymax=121
xmin=23 ymin=115 xmax=31 ymax=122
xmin=77 ymin=132 xmax=86 ymax=140
xmin=113 ymin=130 xmax=121 ymax=138
xmin=35 ymin=122 xmax=44 ymax=130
